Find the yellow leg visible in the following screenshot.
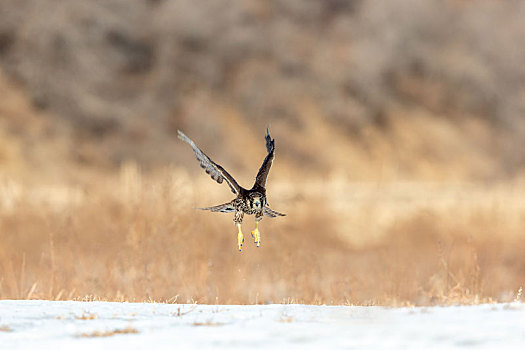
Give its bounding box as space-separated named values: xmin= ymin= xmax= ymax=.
xmin=237 ymin=223 xmax=244 ymax=251
xmin=251 ymin=221 xmax=261 ymax=247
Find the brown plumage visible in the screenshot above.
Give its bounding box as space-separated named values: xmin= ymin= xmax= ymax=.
xmin=178 ymin=127 xmax=285 ymax=251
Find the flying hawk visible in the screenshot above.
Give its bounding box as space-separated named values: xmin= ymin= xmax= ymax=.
xmin=178 ymin=127 xmax=285 ymax=251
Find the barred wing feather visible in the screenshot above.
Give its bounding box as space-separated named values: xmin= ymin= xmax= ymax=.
xmin=253 ymin=127 xmax=275 ymax=190
xmin=178 ymin=130 xmax=241 ymax=195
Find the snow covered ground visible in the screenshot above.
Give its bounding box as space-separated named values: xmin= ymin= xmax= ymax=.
xmin=0 ymin=300 xmax=524 ymax=349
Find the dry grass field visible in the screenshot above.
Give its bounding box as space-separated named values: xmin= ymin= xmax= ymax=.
xmin=0 ymin=163 xmax=523 ymax=306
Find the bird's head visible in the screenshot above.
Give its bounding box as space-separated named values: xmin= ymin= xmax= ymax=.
xmin=249 ymin=193 xmax=264 ymax=211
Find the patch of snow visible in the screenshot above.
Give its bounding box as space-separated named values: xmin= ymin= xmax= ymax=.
xmin=0 ymin=300 xmax=524 ymax=349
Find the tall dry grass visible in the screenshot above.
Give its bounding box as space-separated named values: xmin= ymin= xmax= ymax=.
xmin=0 ymin=163 xmax=523 ymax=306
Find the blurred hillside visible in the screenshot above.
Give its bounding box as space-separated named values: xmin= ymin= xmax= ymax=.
xmin=1 ymin=0 xmax=525 ymax=182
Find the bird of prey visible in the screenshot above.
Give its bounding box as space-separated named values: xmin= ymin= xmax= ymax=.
xmin=178 ymin=127 xmax=285 ymax=251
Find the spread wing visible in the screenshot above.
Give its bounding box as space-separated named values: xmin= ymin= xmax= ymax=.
xmin=178 ymin=130 xmax=241 ymax=195
xmin=253 ymin=127 xmax=275 ymax=190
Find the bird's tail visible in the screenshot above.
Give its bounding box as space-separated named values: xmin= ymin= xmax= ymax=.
xmin=197 ymin=201 xmax=236 ymax=213
xmin=263 ymin=206 xmax=286 ymax=218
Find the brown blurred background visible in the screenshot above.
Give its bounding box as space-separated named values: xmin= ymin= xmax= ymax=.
xmin=0 ymin=0 xmax=524 ymax=305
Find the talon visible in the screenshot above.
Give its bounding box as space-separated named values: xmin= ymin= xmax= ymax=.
xmin=237 ymin=223 xmax=244 ymax=251
xmin=251 ymin=221 xmax=261 ymax=247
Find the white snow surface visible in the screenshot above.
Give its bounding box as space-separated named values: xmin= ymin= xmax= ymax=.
xmin=0 ymin=300 xmax=524 ymax=349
